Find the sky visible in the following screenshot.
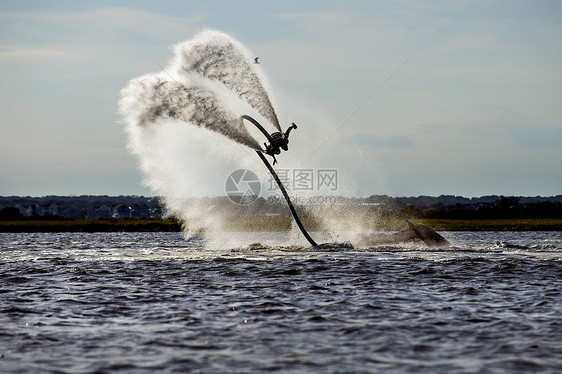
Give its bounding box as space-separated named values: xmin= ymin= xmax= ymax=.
xmin=1 ymin=0 xmax=561 ymax=198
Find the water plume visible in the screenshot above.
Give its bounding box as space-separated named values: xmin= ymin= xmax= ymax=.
xmin=120 ymin=73 xmax=261 ymax=150
xmin=172 ymin=29 xmax=282 ymax=133
xmin=119 ymin=29 xmax=282 ymax=237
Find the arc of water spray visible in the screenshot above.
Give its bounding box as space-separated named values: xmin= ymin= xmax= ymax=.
xmin=120 ymin=29 xmax=303 ymax=240
xmin=122 ymin=29 xmax=283 ymax=150
xmin=172 ymin=29 xmax=282 ymax=133
xmin=144 ymin=53 xmax=263 ymax=164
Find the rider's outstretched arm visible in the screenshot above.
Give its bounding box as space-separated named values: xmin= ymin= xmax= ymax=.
xmin=284 ymin=123 xmax=297 ymax=139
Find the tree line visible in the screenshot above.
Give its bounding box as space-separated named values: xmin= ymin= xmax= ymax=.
xmin=0 ymin=195 xmax=561 ymax=220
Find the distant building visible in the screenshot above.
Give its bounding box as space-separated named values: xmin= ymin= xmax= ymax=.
xmin=112 ymin=204 xmax=131 ymax=219
xmin=48 ymin=204 xmax=60 ymax=216
xmin=16 ymin=204 xmax=33 ymax=217
xmin=130 ymin=204 xmax=150 ymax=218
xmin=90 ymin=205 xmax=112 ymax=219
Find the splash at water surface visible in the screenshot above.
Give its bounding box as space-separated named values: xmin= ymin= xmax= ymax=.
xmin=119 ymin=29 xmax=283 ymax=237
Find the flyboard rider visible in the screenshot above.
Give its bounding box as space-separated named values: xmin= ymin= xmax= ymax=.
xmin=264 ymin=123 xmax=297 ymax=165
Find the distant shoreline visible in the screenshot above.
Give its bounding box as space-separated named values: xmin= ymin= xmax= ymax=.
xmin=1 ymin=218 xmax=561 ymax=232
xmin=2 ymin=196 xmax=561 ymax=226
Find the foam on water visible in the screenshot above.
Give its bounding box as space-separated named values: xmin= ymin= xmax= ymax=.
xmin=1 ymin=232 xmax=561 ymax=373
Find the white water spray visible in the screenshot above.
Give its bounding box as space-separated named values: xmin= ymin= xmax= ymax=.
xmin=119 ymin=29 xmax=282 ymax=236
xmin=172 ymin=30 xmax=282 ymax=133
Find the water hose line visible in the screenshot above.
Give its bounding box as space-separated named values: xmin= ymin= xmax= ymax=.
xmin=240 ymin=115 xmax=318 ymax=247
xmin=256 ymin=151 xmax=318 ymax=247
xmin=240 ymin=115 xmax=273 ymax=142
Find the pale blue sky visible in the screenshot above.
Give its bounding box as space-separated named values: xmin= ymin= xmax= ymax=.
xmin=1 ymin=0 xmax=561 ymax=197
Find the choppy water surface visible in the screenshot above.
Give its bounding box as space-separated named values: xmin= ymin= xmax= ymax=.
xmin=1 ymin=231 xmax=561 ymax=373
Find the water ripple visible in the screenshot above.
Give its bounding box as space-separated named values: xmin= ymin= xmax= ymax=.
xmin=0 ymin=232 xmax=561 ymax=373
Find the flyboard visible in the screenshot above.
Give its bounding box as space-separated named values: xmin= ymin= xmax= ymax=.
xmin=240 ymin=115 xmax=318 ymax=247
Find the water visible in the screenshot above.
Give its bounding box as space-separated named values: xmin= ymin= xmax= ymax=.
xmin=120 ymin=29 xmax=280 ymax=151
xmin=1 ymin=231 xmax=561 ymax=373
xmin=119 ymin=29 xmax=286 ymax=234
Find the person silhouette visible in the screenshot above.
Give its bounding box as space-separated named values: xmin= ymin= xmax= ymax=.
xmin=264 ymin=123 xmax=297 ymax=165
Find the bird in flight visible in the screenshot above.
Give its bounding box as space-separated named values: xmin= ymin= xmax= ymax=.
xmin=254 ymin=57 xmax=260 ymax=64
